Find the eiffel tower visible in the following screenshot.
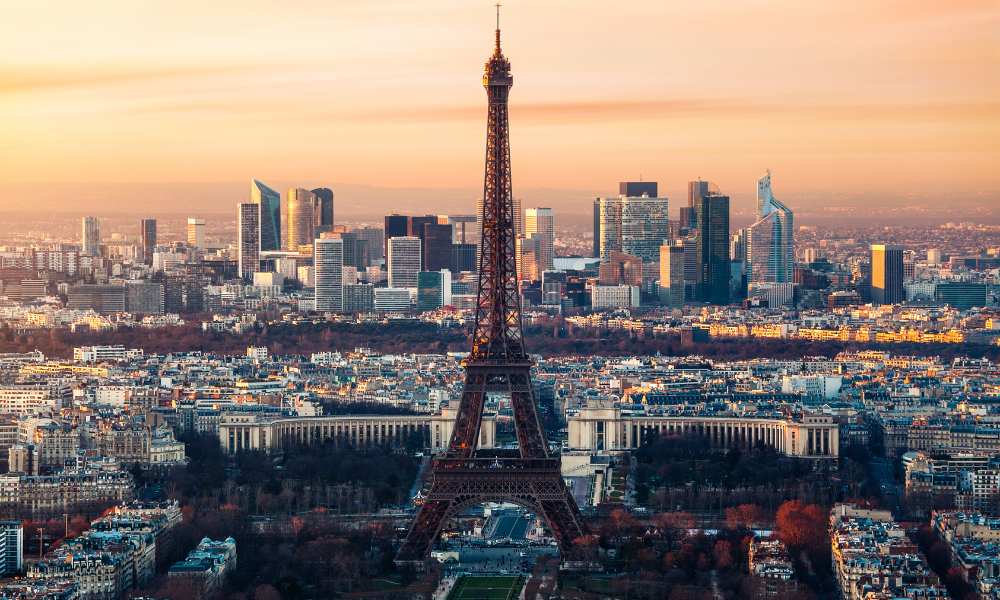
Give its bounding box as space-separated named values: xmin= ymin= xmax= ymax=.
xmin=395 ymin=11 xmax=587 ymax=567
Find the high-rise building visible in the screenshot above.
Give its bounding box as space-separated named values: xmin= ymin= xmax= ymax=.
xmin=524 ymin=207 xmax=555 ymax=274
xmin=730 ymin=228 xmax=748 ymax=263
xmin=449 ymin=215 xmax=478 ymax=245
xmin=452 ymin=243 xmax=477 ymax=272
xmin=250 ymin=179 xmax=281 ymax=251
xmin=355 ymin=227 xmax=385 ymax=263
xmin=694 ymin=192 xmax=730 ymax=304
xmin=517 ymin=235 xmax=542 ymax=282
xmin=81 ymin=216 xmax=100 ymax=256
xmin=314 ymin=238 xmax=344 ymax=312
xmin=927 ymin=248 xmax=942 ymax=265
xmin=417 ymin=270 xmax=453 ymax=311
xmin=311 ymin=187 xmax=334 ymax=235
xmin=659 ymin=242 xmax=685 ymax=308
xmin=747 ymin=171 xmax=794 ymax=292
xmin=126 ymin=282 xmax=165 ymax=315
xmin=338 ymin=232 xmax=370 ymax=269
xmin=422 ymin=221 xmax=454 ymax=272
xmin=286 ymin=188 xmax=316 ymax=252
xmin=620 ymin=181 xmax=658 ymax=197
xmin=0 ymin=521 xmax=22 ymax=577
xmin=598 ymin=197 xmax=622 ymax=260
xmin=186 ymin=218 xmax=205 ymax=249
xmin=140 ymin=219 xmax=157 ymax=266
xmin=592 ymin=199 xmax=601 ymax=259
xmin=681 ymin=179 xmax=718 ymax=230
xmin=343 ymin=282 xmax=374 ymax=312
xmin=67 ymin=284 xmax=126 ymax=314
xmin=598 ymin=185 xmax=668 ymax=263
xmin=384 ymin=214 xmax=410 ymax=258
xmin=871 ymin=244 xmax=904 ymax=305
xmin=620 ymin=196 xmax=669 ymax=263
xmin=387 ymin=236 xmax=421 ymax=289
xmin=237 ymin=203 xmax=261 ymax=281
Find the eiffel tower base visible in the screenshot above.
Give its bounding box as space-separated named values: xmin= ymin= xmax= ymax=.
xmin=394 ymin=457 xmax=587 ymax=568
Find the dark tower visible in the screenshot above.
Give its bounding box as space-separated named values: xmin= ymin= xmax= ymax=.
xmin=395 ymin=13 xmax=587 ymax=566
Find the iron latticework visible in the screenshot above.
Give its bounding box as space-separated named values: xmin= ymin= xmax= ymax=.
xmin=395 ymin=20 xmax=587 ymax=567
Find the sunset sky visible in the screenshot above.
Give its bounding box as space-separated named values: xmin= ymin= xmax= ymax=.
xmin=1 ymin=0 xmax=998 ymax=213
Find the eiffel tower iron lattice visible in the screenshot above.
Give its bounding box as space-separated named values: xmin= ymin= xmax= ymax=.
xmin=395 ymin=16 xmax=588 ymax=567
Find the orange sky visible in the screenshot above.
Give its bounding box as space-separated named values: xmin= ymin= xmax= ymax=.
xmin=1 ymin=0 xmax=998 ymax=207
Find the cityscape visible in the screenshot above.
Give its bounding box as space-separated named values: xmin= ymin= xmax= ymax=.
xmin=1 ymin=2 xmax=999 ymax=600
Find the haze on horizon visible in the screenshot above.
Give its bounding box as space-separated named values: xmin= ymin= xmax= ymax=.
xmin=1 ymin=0 xmax=998 ymax=216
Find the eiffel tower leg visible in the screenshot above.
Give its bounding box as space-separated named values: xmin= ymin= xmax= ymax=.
xmin=538 ymin=486 xmax=589 ymax=551
xmin=395 ymin=497 xmax=451 ymax=567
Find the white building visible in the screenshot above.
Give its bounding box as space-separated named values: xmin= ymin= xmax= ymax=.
xmin=591 ymin=285 xmax=640 ymax=310
xmin=246 ymin=346 xmax=268 ymax=361
xmin=73 ymin=346 xmax=143 ymax=363
xmin=0 ymin=387 xmax=56 ymax=415
xmin=374 ymin=287 xmax=412 ymax=312
xmin=387 ymin=236 xmax=421 ymax=290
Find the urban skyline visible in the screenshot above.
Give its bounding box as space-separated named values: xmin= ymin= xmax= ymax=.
xmin=0 ymin=5 xmax=998 ymax=600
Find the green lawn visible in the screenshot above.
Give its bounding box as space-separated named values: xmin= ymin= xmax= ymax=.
xmin=448 ymin=576 xmax=525 ymax=600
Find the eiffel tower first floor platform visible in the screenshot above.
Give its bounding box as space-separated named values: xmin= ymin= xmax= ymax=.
xmin=394 ymin=455 xmax=588 ymax=568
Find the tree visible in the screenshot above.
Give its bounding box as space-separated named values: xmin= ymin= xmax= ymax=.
xmin=775 ymin=500 xmax=830 ymax=571
xmin=725 ymin=504 xmax=764 ymax=530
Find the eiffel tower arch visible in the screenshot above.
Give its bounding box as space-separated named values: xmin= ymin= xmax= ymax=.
xmin=395 ymin=15 xmax=587 ymax=567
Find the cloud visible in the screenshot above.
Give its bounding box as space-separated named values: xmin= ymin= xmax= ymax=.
xmin=0 ymin=63 xmax=266 ymax=94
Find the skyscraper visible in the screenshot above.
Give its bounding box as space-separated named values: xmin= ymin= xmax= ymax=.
xmin=659 ymin=242 xmax=685 ymax=308
xmin=592 ymin=198 xmax=601 ymax=258
xmin=387 ymin=236 xmax=421 ymax=289
xmin=314 ymin=238 xmax=344 ymax=312
xmin=730 ymin=228 xmax=748 ymax=263
xmin=452 ymin=243 xmax=477 ymax=272
xmin=311 ymin=187 xmax=334 ymax=235
xmin=338 ymin=231 xmax=371 ymax=269
xmin=620 ymin=181 xmax=658 ymax=197
xmin=417 ymin=270 xmax=453 ymax=311
xmin=747 ymin=171 xmax=794 ymax=291
xmin=598 ymin=197 xmax=622 ymax=260
xmin=286 ymin=188 xmax=316 ymax=252
xmin=598 ymin=185 xmax=669 ymax=289
xmin=186 ymin=217 xmax=205 ymax=249
xmin=81 ymin=216 xmax=100 ymax=256
xmin=449 ymin=215 xmax=478 ymax=245
xmin=250 ymin=179 xmax=281 ymax=251
xmin=871 ymin=244 xmax=904 ymax=305
xmin=687 ymin=179 xmax=710 ymax=228
xmin=384 ymin=214 xmax=410 ymax=258
xmin=598 ymin=184 xmax=668 ymax=261
xmin=140 ymin=219 xmax=156 ymax=266
xmin=524 ymin=207 xmax=555 ymax=274
xmin=620 ymin=196 xmax=669 ymax=263
xmin=694 ymin=192 xmax=730 ymax=304
xmin=237 ymin=203 xmax=260 ymax=281
xmin=355 ymin=227 xmax=385 ymax=263
xmin=421 ymin=221 xmax=454 ymax=272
